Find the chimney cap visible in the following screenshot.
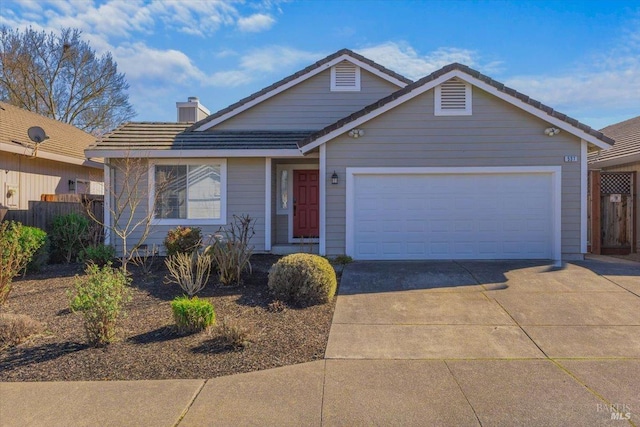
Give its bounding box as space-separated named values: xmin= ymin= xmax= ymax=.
xmin=187 ymin=96 xmax=199 ymax=102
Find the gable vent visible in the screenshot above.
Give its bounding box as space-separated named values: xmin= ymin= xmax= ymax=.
xmin=331 ymin=61 xmax=361 ymax=91
xmin=435 ymin=77 xmax=472 ymax=115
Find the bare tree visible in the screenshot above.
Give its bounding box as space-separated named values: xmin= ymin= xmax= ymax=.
xmin=86 ymin=157 xmax=170 ymax=273
xmin=0 ymin=27 xmax=135 ymax=135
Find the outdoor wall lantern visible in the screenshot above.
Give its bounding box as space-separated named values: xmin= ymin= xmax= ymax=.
xmin=331 ymin=171 xmax=339 ymax=185
xmin=68 ymin=179 xmax=76 ymax=192
xmin=544 ymin=127 xmax=561 ymax=137
xmin=348 ymin=128 xmax=365 ymax=138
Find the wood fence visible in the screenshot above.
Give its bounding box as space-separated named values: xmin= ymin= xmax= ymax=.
xmin=3 ymin=200 xmax=103 ymax=235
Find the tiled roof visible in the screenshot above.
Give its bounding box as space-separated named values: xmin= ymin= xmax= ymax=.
xmin=91 ymin=122 xmax=314 ymax=150
xmin=186 ymin=48 xmax=413 ymax=132
xmin=298 ymin=63 xmax=615 ymax=148
xmin=0 ymin=101 xmax=99 ymax=162
xmin=588 ymin=116 xmax=640 ymax=165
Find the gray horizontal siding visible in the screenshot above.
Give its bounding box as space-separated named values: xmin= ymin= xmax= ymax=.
xmin=325 ymin=87 xmax=583 ymax=258
xmin=216 ymin=69 xmax=400 ymax=130
xmin=110 ymin=158 xmax=266 ymax=255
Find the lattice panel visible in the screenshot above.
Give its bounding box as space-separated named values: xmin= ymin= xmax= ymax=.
xmin=600 ymin=173 xmax=632 ymax=195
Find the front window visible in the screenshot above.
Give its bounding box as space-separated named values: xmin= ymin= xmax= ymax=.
xmin=153 ymin=161 xmax=225 ymax=223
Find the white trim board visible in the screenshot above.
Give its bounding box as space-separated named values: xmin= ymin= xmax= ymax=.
xmin=580 ymin=140 xmax=587 ymax=254
xmin=194 ymin=54 xmax=408 ymax=131
xmin=345 ymin=166 xmax=562 ymax=264
xmin=265 ymin=158 xmax=272 ymax=252
xmin=2 ymin=142 xmax=103 ymax=168
xmin=300 ymin=69 xmax=611 ymax=153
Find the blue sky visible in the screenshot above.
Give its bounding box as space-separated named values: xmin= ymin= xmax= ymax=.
xmin=2 ymin=0 xmax=639 ymax=130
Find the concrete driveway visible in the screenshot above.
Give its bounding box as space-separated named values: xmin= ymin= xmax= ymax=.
xmin=2 ymin=257 xmax=638 ymax=426
xmin=321 ymin=258 xmax=640 ymax=425
xmin=327 ymin=259 xmax=640 ymax=359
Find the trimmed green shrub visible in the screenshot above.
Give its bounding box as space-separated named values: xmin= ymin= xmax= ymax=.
xmin=50 ymin=213 xmax=90 ymax=263
xmin=171 ymin=296 xmax=216 ymax=334
xmin=0 ymin=221 xmax=46 ymax=304
xmin=0 ymin=313 xmax=43 ymax=347
xmin=69 ymin=263 xmax=131 ymax=346
xmin=80 ymin=244 xmax=115 ymax=267
xmin=268 ymin=253 xmax=337 ymax=306
xmin=26 ymin=233 xmax=50 ymax=273
xmin=164 ymin=226 xmax=202 ymax=256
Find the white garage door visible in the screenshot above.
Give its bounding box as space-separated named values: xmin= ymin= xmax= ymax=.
xmin=349 ymin=170 xmax=556 ymax=260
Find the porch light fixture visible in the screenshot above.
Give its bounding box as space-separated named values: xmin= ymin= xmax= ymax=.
xmin=348 ymin=128 xmax=365 ymax=138
xmin=331 ymin=171 xmax=339 ymax=185
xmin=68 ymin=179 xmax=75 ymax=192
xmin=544 ymin=127 xmax=560 ymax=137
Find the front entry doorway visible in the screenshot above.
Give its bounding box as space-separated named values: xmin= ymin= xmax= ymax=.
xmin=293 ymin=169 xmax=319 ymax=238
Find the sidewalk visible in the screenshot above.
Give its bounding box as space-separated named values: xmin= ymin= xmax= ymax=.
xmin=1 ymin=258 xmax=638 ymax=426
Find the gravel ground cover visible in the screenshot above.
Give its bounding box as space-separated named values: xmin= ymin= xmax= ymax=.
xmin=0 ymin=254 xmax=336 ymax=381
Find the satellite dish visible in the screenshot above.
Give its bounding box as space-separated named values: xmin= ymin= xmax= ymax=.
xmin=28 ymin=126 xmax=49 ymax=144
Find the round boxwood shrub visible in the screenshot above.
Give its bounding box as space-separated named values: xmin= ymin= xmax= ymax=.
xmin=267 ymin=253 xmax=337 ymax=306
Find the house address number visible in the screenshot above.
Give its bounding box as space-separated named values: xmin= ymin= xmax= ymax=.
xmin=564 ymin=155 xmax=579 ymax=162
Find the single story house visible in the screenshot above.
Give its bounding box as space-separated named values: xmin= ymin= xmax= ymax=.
xmin=0 ymin=101 xmax=103 ymax=211
xmin=588 ymin=116 xmax=639 ymax=254
xmin=86 ymin=49 xmax=614 ymax=263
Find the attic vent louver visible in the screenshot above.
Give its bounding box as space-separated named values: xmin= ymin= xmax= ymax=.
xmin=435 ymin=77 xmax=472 ymax=116
xmin=331 ymin=60 xmax=360 ymax=91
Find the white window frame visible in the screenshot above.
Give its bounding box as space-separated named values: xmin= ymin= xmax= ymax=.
xmin=148 ymin=158 xmax=227 ymax=226
xmin=435 ymin=79 xmax=472 ymax=116
xmin=330 ymin=62 xmax=361 ymax=92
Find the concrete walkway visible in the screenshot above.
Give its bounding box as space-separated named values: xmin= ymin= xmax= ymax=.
xmin=1 ymin=258 xmax=639 ymax=426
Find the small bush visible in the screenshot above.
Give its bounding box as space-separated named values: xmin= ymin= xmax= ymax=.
xmin=217 ymin=319 xmax=252 ymax=349
xmin=268 ymin=253 xmax=337 ymax=306
xmin=0 ymin=313 xmax=43 ymax=347
xmin=267 ymin=300 xmax=287 ymax=313
xmin=164 ymin=251 xmax=212 ymax=297
xmin=50 ymin=213 xmax=90 ymax=263
xmin=80 ymin=244 xmax=115 ymax=266
xmin=69 ymin=263 xmax=131 ymax=346
xmin=171 ymin=296 xmax=216 ymax=334
xmin=23 ymin=227 xmax=50 ymax=272
xmin=333 ymin=255 xmax=354 ymax=265
xmin=205 ymin=214 xmax=255 ymax=286
xmin=0 ymin=221 xmax=47 ymax=305
xmin=164 ymin=226 xmax=202 ymax=256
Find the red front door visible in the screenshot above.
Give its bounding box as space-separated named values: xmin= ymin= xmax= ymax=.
xmin=293 ymin=170 xmax=319 ymax=238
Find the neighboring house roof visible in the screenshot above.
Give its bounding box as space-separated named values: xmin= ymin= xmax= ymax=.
xmin=299 ymin=63 xmax=614 ymax=153
xmin=189 ymin=48 xmax=413 ymax=132
xmin=87 ymin=122 xmax=313 ymax=158
xmin=0 ymin=101 xmax=101 ymax=167
xmin=588 ymin=116 xmax=640 ymax=168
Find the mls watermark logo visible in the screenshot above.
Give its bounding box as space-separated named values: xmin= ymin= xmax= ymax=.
xmin=597 ymin=403 xmax=632 ymax=421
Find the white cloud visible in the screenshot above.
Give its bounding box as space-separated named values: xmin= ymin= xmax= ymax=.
xmin=503 ymin=26 xmax=640 ymax=126
xmin=113 ymin=42 xmax=207 ymax=84
xmin=237 ymin=13 xmax=275 ymax=32
xmin=239 ymin=46 xmax=322 ymax=72
xmin=357 ymin=42 xmax=503 ymax=80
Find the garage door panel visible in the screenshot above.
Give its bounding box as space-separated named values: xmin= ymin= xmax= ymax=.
xmin=352 ymin=173 xmax=553 ymax=260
